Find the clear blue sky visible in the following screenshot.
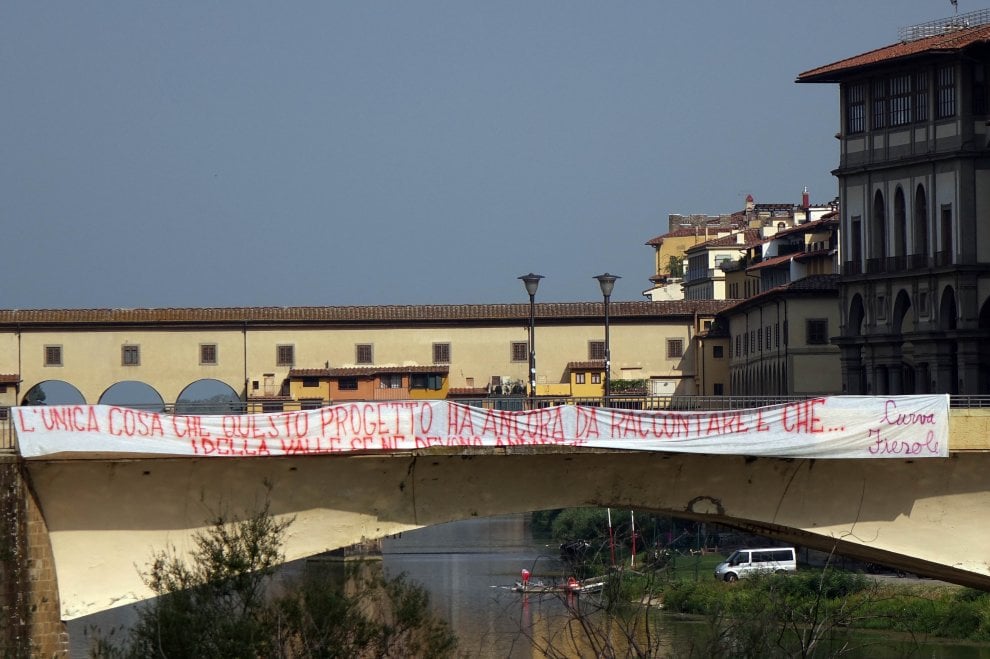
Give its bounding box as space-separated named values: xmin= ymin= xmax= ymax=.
xmin=0 ymin=1 xmax=957 ymax=308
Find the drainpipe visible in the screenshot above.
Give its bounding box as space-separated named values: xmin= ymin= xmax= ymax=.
xmin=784 ymin=301 xmax=790 ymax=394
xmin=691 ymin=309 xmax=698 ymax=394
xmin=242 ymin=321 xmax=249 ymax=410
xmin=16 ymin=323 xmax=21 ymax=402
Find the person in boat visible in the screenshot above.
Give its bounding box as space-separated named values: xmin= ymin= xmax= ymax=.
xmin=567 ymin=576 xmax=579 ymax=590
xmin=521 ymin=568 xmax=531 ymax=587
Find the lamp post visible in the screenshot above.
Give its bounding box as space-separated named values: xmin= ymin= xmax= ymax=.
xmin=518 ymin=273 xmax=543 ymax=400
xmin=594 ymin=273 xmax=620 ymax=402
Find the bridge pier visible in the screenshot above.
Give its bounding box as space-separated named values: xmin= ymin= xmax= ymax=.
xmin=0 ymin=457 xmax=67 ymax=657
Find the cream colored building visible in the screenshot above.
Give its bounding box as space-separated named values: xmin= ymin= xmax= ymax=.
xmin=723 ymin=275 xmax=842 ymax=396
xmin=0 ymin=300 xmax=732 ymax=410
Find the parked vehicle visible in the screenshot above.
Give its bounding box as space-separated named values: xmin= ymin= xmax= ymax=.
xmin=714 ymin=547 xmax=797 ymax=582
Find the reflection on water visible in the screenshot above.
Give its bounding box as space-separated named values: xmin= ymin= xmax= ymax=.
xmin=68 ymin=514 xmax=990 ymax=658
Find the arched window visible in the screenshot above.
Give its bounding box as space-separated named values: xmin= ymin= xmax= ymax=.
xmin=893 ymin=186 xmax=907 ymax=261
xmin=871 ymin=190 xmax=887 ymax=271
xmin=914 ymin=184 xmax=929 ymax=261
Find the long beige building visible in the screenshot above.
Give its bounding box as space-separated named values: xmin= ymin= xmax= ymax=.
xmin=0 ymin=300 xmax=731 ymax=411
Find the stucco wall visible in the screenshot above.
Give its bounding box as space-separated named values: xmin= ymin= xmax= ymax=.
xmin=8 ymin=320 xmax=702 ymax=405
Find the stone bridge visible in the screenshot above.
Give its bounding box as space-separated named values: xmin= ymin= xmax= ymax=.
xmin=3 ymin=400 xmax=990 ymax=655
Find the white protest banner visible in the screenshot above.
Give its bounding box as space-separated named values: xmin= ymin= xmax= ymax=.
xmin=12 ymin=395 xmax=949 ymax=460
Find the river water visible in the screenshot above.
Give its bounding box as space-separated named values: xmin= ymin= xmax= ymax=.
xmin=68 ymin=513 xmax=990 ymax=657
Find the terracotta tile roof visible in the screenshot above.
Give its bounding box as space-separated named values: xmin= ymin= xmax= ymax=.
xmin=646 ymin=225 xmax=742 ymax=246
xmin=746 ymin=253 xmax=795 ymax=272
xmin=685 ymin=229 xmax=763 ymax=253
xmin=0 ymin=300 xmax=733 ymax=326
xmin=447 ymin=387 xmax=489 ymax=396
xmin=770 ymin=216 xmax=839 ymax=239
xmin=566 ymin=360 xmax=605 ymax=371
xmin=289 ymin=365 xmax=448 ymax=378
xmin=793 ymin=249 xmax=835 ymax=263
xmin=798 ymin=23 xmax=990 ymax=83
xmin=718 ymin=274 xmax=841 ymax=315
xmin=0 ymin=374 xmax=19 ymax=384
xmin=645 ymin=227 xmax=703 ymax=246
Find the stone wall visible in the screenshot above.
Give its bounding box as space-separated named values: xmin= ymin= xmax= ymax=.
xmin=0 ymin=457 xmax=67 ymax=657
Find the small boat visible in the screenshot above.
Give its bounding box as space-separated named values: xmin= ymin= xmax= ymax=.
xmin=512 ymin=576 xmax=606 ymax=595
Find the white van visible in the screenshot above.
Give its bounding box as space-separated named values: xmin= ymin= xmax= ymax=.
xmin=714 ymin=547 xmax=797 ymax=582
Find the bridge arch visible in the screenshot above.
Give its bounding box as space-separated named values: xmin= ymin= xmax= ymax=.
xmin=176 ymin=378 xmax=241 ymax=414
xmin=98 ymin=381 xmax=165 ymax=411
xmin=26 ymin=447 xmax=990 ymax=620
xmin=21 ymin=380 xmax=86 ymax=406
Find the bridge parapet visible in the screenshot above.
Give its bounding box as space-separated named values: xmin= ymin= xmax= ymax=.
xmin=946 ymin=407 xmax=990 ymax=450
xmin=2 ymin=396 xmax=989 ymax=453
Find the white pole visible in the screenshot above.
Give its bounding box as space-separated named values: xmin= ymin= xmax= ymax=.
xmin=631 ymin=510 xmax=636 ymax=567
xmin=607 ymin=508 xmax=615 ymax=567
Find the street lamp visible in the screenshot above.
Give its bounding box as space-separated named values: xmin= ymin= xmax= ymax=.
xmin=518 ymin=273 xmax=544 ymax=399
xmin=594 ymin=273 xmax=620 ymax=402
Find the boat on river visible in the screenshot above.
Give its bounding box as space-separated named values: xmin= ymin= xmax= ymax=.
xmin=512 ymin=576 xmax=606 ymax=595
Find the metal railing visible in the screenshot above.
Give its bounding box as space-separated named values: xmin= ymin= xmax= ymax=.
xmin=2 ymin=395 xmax=988 ymax=453
xmin=899 ymin=9 xmax=990 ymax=42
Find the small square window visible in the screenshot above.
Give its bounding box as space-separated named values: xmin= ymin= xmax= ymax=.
xmin=200 ymin=344 xmax=217 ymax=365
xmin=356 ymin=344 xmax=373 ymax=365
xmin=302 ymin=377 xmax=319 ymax=388
xmin=806 ymin=319 xmax=829 ymax=345
xmin=380 ymin=374 xmax=403 ymax=389
xmin=591 ymin=373 xmax=601 ymax=384
xmin=411 ymin=373 xmax=443 ymax=390
xmin=276 ymin=345 xmax=295 ymax=367
xmin=666 ymin=339 xmax=684 ymax=359
xmin=511 ymin=341 xmax=528 ymax=362
xmin=575 ymin=373 xmax=586 ymax=384
xmin=122 ymin=345 xmax=140 ymax=366
xmin=713 ymin=383 xmax=725 ymax=396
xmin=712 ymin=345 xmax=724 ymax=359
xmin=44 ymin=345 xmax=63 ymax=367
xmin=433 ymin=342 xmax=451 ymax=364
xmin=588 ymin=341 xmax=605 ymax=361
xmin=338 ymin=377 xmax=358 ymax=391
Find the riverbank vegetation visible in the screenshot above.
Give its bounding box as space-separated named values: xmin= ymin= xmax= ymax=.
xmin=654 ymin=570 xmax=990 ymax=644
xmin=87 ymin=496 xmax=458 ymax=658
xmin=534 ymin=507 xmax=990 ymax=651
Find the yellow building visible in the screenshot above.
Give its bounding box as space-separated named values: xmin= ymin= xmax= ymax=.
xmin=0 ymin=301 xmax=731 ymax=410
